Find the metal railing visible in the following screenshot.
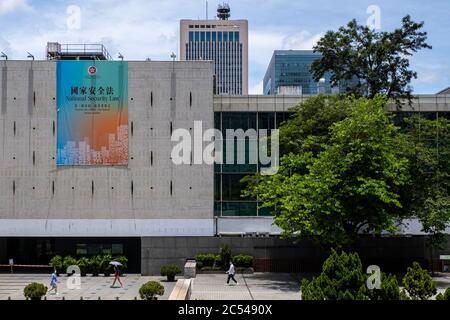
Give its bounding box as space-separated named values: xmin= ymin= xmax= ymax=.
xmin=47 ymin=43 xmax=112 ymax=60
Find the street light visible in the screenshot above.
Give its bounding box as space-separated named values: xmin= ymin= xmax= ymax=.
xmin=118 ymin=53 xmax=124 ymax=61
xmin=0 ymin=52 xmax=7 ymax=60
xmin=170 ymin=52 xmax=176 ymax=61
xmin=27 ymin=52 xmax=34 ymax=60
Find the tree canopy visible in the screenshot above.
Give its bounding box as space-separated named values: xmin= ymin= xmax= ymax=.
xmin=311 ymin=15 xmax=431 ymax=105
xmin=243 ymin=95 xmax=411 ymax=248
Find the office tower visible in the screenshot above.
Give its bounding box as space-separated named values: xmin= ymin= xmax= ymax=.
xmin=180 ymin=3 xmax=248 ymax=95
xmin=263 ymin=50 xmax=336 ymax=95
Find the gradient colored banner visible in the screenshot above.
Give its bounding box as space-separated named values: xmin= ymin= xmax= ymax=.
xmin=56 ymin=61 xmax=128 ymax=165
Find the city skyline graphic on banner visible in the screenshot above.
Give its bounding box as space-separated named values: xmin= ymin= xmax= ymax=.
xmin=56 ymin=61 xmax=129 ymax=165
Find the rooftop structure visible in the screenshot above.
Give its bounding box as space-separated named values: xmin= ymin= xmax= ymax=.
xmin=46 ymin=42 xmax=112 ymax=61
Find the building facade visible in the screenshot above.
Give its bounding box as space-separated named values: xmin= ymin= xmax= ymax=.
xmin=0 ymin=58 xmax=449 ymax=274
xmin=180 ymin=11 xmax=248 ymax=95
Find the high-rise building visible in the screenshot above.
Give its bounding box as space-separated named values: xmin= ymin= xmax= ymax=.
xmin=263 ymin=50 xmax=362 ymax=95
xmin=263 ymin=50 xmax=335 ymax=95
xmin=180 ymin=3 xmax=248 ymax=95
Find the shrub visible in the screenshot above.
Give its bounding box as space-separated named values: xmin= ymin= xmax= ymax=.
xmin=160 ymin=264 xmax=182 ymax=281
xmin=63 ymin=256 xmax=78 ymax=275
xmin=89 ymin=255 xmax=103 ymax=276
xmin=300 ymin=250 xmax=370 ymax=300
xmin=24 ymin=283 xmax=48 ymax=300
xmin=49 ymin=255 xmax=63 ymax=274
xmin=219 ymin=244 xmax=232 ymax=268
xmin=368 ymin=273 xmax=401 ymax=300
xmin=232 ymin=255 xmax=254 ymax=268
xmin=402 ymin=262 xmax=437 ymax=300
xmin=139 ymin=281 xmax=165 ymax=300
xmin=436 ymin=287 xmax=450 ymax=300
xmin=195 ymin=254 xmax=217 ymax=267
xmin=77 ymin=257 xmax=90 ymax=276
xmin=101 ymin=254 xmax=113 ymax=276
xmin=113 ymin=256 xmax=128 ymax=270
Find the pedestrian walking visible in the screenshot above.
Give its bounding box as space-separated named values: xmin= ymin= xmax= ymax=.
xmin=111 ymin=264 xmax=123 ymax=288
xmin=226 ymin=261 xmax=238 ymax=285
xmin=47 ymin=268 xmax=58 ymax=295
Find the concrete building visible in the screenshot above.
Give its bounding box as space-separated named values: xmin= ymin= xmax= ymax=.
xmin=0 ymin=53 xmax=449 ymax=274
xmin=180 ymin=4 xmax=248 ymax=95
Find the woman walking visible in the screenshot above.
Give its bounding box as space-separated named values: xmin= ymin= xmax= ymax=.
xmin=111 ymin=264 xmax=123 ymax=288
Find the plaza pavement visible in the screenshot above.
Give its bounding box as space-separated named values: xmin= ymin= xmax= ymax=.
xmin=1 ymin=272 xmax=449 ymax=300
xmin=0 ymin=273 xmax=175 ymax=300
xmin=190 ymin=273 xmax=301 ymax=300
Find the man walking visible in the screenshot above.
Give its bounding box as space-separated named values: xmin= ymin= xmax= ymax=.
xmin=226 ymin=261 xmax=238 ymax=285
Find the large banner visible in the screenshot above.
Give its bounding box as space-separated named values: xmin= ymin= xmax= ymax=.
xmin=56 ymin=61 xmax=128 ymax=165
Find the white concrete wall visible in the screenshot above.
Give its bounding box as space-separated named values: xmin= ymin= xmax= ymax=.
xmin=0 ymin=60 xmax=215 ymax=236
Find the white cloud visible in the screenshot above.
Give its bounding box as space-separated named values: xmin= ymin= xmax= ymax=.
xmin=281 ymin=31 xmax=323 ymax=50
xmin=249 ymin=80 xmax=263 ymax=94
xmin=0 ymin=0 xmax=31 ymax=15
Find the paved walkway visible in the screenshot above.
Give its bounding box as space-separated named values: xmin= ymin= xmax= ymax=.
xmin=191 ymin=273 xmax=301 ymax=300
xmin=0 ymin=274 xmax=176 ymax=300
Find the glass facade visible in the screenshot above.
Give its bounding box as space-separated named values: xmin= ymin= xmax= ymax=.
xmin=213 ymin=111 xmax=294 ymax=217
xmin=263 ymin=50 xmax=359 ymax=95
xmin=213 ymin=109 xmax=448 ymax=217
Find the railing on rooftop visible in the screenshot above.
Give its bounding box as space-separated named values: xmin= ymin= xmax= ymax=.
xmin=47 ymin=43 xmax=112 ymax=60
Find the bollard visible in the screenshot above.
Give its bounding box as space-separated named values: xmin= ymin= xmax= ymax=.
xmin=7 ymin=297 xmax=11 ymax=300
xmin=44 ymin=296 xmax=47 ymax=300
xmin=80 ymin=296 xmax=83 ymax=300
xmin=98 ymin=296 xmax=101 ymax=300
xmin=62 ymin=296 xmax=65 ymax=300
xmin=115 ymin=296 xmax=119 ymax=300
xmin=134 ymin=296 xmax=137 ymax=300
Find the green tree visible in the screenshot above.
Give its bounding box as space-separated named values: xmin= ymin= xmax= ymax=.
xmin=244 ymin=95 xmax=410 ymax=248
xmin=368 ymin=273 xmax=401 ymax=300
xmin=311 ymin=15 xmax=431 ymax=105
xmin=301 ymin=250 xmax=369 ymax=300
xmin=436 ymin=287 xmax=450 ymax=300
xmin=402 ymin=262 xmax=437 ymax=300
xmin=402 ymin=117 xmax=450 ymax=272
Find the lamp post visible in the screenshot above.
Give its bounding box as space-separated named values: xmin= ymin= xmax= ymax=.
xmin=0 ymin=52 xmax=7 ymax=60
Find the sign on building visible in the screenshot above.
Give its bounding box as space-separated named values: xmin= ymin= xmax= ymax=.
xmin=56 ymin=61 xmax=128 ymax=165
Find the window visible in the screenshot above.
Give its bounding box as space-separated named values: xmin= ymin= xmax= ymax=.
xmin=189 ymin=31 xmax=194 ymax=42
xmin=234 ymin=32 xmax=239 ymax=42
xmin=229 ymin=32 xmax=234 ymax=42
xmin=223 ymin=32 xmax=228 ymax=42
xmin=194 ymin=32 xmax=199 ymax=41
xmin=218 ymin=32 xmax=222 ymax=41
xmin=206 ymin=32 xmax=211 ymax=41
xmin=200 ymin=32 xmax=205 ymax=41
xmin=212 ymin=32 xmax=217 ymax=41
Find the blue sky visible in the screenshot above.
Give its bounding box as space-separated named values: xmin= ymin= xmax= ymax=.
xmin=0 ymin=0 xmax=449 ymax=94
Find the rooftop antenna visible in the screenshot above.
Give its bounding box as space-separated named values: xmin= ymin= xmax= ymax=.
xmin=118 ymin=53 xmax=124 ymax=61
xmin=0 ymin=52 xmax=7 ymax=60
xmin=206 ymin=0 xmax=208 ymax=20
xmin=27 ymin=52 xmax=34 ymax=60
xmin=217 ymin=3 xmax=230 ymax=20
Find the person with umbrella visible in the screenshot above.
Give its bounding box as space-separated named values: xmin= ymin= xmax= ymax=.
xmin=110 ymin=261 xmax=123 ymax=288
